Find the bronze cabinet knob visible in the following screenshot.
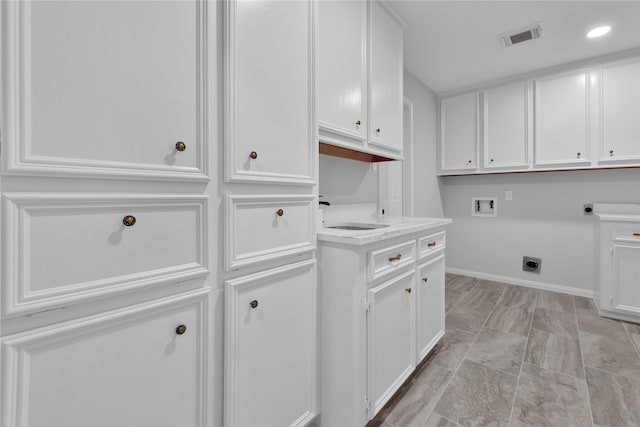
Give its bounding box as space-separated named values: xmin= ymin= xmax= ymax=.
xmin=577 ymin=152 xmax=581 ymax=157
xmin=490 ymin=158 xmax=494 ymax=163
xmin=175 ymin=324 xmax=187 ymax=335
xmin=356 ymin=120 xmax=361 ymax=126
xmin=467 ymin=160 xmax=472 ymax=164
xmin=609 ymin=149 xmax=614 ymax=155
xmin=422 ymin=277 xmax=428 ymax=283
xmin=405 ymin=288 xmax=412 ymax=293
xmin=249 ymin=151 xmax=258 ymax=159
xmin=276 ymin=209 xmax=284 ymax=217
xmin=250 ymin=300 xmax=258 ymax=309
xmin=175 ymin=141 xmax=186 ymax=152
xmin=122 ymin=215 xmax=136 ymax=226
xmin=427 ymin=241 xmax=437 ymax=247
xmin=376 ymin=128 xmax=381 ymax=133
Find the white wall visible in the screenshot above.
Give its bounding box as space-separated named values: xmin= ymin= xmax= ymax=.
xmin=318 ymin=154 xmax=377 ymax=204
xmin=404 ymin=70 xmax=443 ymax=218
xmin=441 ymin=168 xmax=640 ymax=295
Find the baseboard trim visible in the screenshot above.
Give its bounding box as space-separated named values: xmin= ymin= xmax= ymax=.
xmin=445 ymin=268 xmax=594 ymax=298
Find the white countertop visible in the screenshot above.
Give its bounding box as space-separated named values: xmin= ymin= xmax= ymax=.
xmin=317 ymin=215 xmax=452 ymax=246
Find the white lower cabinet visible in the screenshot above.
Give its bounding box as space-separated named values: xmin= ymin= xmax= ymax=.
xmin=224 ymin=259 xmax=317 ymax=427
xmin=594 ymin=204 xmax=640 ymax=323
xmin=319 ymin=227 xmax=446 ymax=426
xmin=416 ymin=254 xmax=445 ymax=362
xmin=1 ymin=288 xmax=210 ymax=427
xmin=367 ymin=269 xmax=416 ymax=418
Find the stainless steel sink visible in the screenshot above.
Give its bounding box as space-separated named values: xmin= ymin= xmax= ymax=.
xmin=324 ymin=222 xmax=389 ymax=231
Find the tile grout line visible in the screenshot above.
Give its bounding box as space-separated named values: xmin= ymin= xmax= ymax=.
xmin=621 ymin=322 xmax=640 ymax=359
xmin=573 ymin=296 xmax=596 ymax=427
xmin=429 ymin=282 xmax=509 ymax=424
xmin=506 ymin=289 xmax=539 ymax=426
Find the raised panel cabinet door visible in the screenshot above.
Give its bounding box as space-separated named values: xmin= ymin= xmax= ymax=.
xmin=534 ymin=71 xmax=590 ymax=166
xmin=367 ymin=269 xmax=416 ymax=418
xmin=225 ymin=260 xmax=317 ymax=427
xmin=369 ymin=1 xmax=403 ymax=153
xmin=416 ymin=255 xmax=445 ymax=362
xmin=612 ymin=243 xmax=640 ymax=315
xmin=600 ymin=60 xmax=640 ymax=163
xmin=440 ymin=92 xmax=479 ymax=171
xmin=317 ymin=0 xmax=366 ymax=142
xmin=1 ymin=289 xmax=210 ymax=427
xmin=484 ymin=83 xmax=530 ymax=169
xmin=2 ymin=0 xmax=208 ymax=181
xmin=224 ymin=0 xmax=314 ymax=185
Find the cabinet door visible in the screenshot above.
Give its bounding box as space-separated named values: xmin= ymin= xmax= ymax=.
xmin=600 ymin=60 xmax=640 ymax=163
xmin=224 ymin=0 xmax=314 ymax=185
xmin=483 ymin=83 xmax=530 ymax=169
xmin=416 ymin=255 xmax=445 ymax=362
xmin=534 ymin=71 xmax=590 ymax=167
xmin=225 ymin=260 xmax=317 ymax=427
xmin=440 ymin=92 xmax=479 ymax=171
xmin=1 ymin=289 xmax=210 ymax=427
xmin=2 ymin=0 xmax=208 ymax=181
xmin=317 ymin=0 xmax=367 ymax=145
xmin=367 ymin=269 xmax=415 ymax=418
xmin=369 ymin=1 xmax=403 ymax=153
xmin=612 ymin=243 xmax=640 ymax=316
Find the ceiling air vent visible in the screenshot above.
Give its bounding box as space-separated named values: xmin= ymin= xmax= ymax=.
xmin=499 ymin=22 xmax=543 ymax=47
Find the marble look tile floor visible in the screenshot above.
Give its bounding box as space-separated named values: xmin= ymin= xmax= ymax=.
xmin=368 ymin=274 xmax=640 ymax=427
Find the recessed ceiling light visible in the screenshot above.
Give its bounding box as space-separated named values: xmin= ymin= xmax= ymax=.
xmin=587 ymin=26 xmax=611 ymax=38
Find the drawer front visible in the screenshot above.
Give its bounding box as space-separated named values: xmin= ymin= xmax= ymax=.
xmin=225 ymin=195 xmax=315 ymax=271
xmin=1 ymin=288 xmax=210 ymax=427
xmin=368 ymin=240 xmax=416 ymax=283
xmin=614 ymin=225 xmax=640 ymax=242
xmin=418 ymin=231 xmax=446 ymax=260
xmin=2 ymin=194 xmax=208 ymax=316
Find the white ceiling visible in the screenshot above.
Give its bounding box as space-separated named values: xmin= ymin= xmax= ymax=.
xmin=391 ymin=1 xmax=640 ymax=94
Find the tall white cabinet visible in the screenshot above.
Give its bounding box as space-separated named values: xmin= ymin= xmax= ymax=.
xmin=1 ymin=1 xmax=215 ymax=426
xmin=222 ymin=1 xmax=318 ymax=426
xmin=594 ymin=204 xmax=640 ymax=324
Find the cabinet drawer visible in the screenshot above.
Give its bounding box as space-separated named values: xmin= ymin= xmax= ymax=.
xmin=1 ymin=288 xmax=210 ymax=427
xmin=225 ymin=195 xmax=315 ymax=271
xmin=418 ymin=231 xmax=446 ymax=260
xmin=614 ymin=225 xmax=640 ymax=242
xmin=2 ymin=194 xmax=208 ymax=317
xmin=368 ymin=240 xmax=416 ymax=282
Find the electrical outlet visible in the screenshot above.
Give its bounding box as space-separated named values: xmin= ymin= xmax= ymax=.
xmin=505 ymin=190 xmax=513 ymax=201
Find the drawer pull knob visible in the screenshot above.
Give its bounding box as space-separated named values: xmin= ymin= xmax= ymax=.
xmin=609 ymin=149 xmax=614 ymax=155
xmin=356 ymin=120 xmax=361 ymax=126
xmin=467 ymin=160 xmax=472 ymax=164
xmin=576 ymin=152 xmax=581 ymax=157
xmin=276 ymin=209 xmax=284 ymax=217
xmin=122 ymin=215 xmax=136 ymax=226
xmin=422 ymin=277 xmax=428 ymax=283
xmin=388 ymin=254 xmax=402 ymax=262
xmin=490 ymin=158 xmax=494 ymax=163
xmin=175 ymin=324 xmax=187 ymax=335
xmin=250 ymin=300 xmax=259 ymax=309
xmin=249 ymin=151 xmax=258 ymax=159
xmin=405 ymin=288 xmax=412 ymax=293
xmin=376 ymin=128 xmax=381 ymax=134
xmin=427 ymin=241 xmax=437 ymax=248
xmin=633 ymin=233 xmax=640 ymax=237
xmin=175 ymin=141 xmax=186 ymax=152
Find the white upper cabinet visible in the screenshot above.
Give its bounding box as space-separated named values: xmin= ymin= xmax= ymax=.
xmin=317 ymin=0 xmax=404 ymax=159
xmin=224 ymin=0 xmax=314 ymax=185
xmin=440 ymin=91 xmax=479 ymax=171
xmin=1 ymin=0 xmax=208 ymax=181
xmin=483 ymin=83 xmax=531 ymax=169
xmin=599 ymin=59 xmax=640 ymax=164
xmin=534 ymin=71 xmax=591 ymax=167
xmin=369 ymin=1 xmax=404 ymax=154
xmin=317 ymin=0 xmax=367 ymax=145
